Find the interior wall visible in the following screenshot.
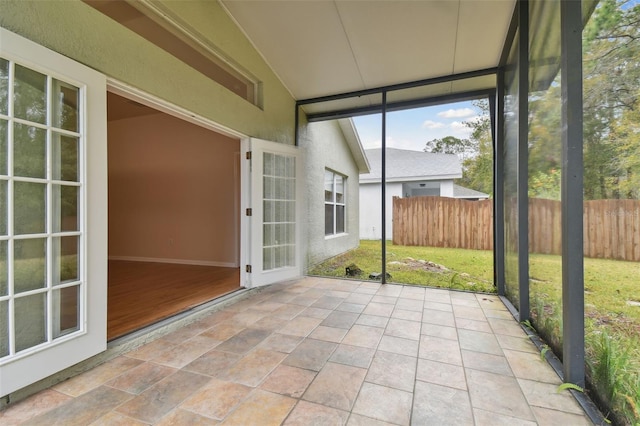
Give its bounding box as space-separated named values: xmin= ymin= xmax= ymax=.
xmin=108 ymin=110 xmax=240 ymax=266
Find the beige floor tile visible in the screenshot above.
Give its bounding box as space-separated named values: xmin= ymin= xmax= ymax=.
xmin=23 ymin=386 xmax=133 ymax=426
xmin=125 ymin=338 xmax=178 ymax=361
xmin=309 ymin=325 xmax=348 ymax=343
xmin=106 ymin=362 xmax=177 ymax=394
xmin=419 ymin=335 xmax=463 ymax=365
xmin=455 ymin=318 xmax=493 ymax=333
xmin=503 ymin=349 xmax=562 ymax=384
xmin=400 ymin=286 xmax=427 ymax=300
xmin=180 ymin=378 xmax=251 ymax=420
xmin=272 ymin=304 xmax=307 ymax=320
xmin=278 ymin=316 xmax=322 ymax=337
xmin=518 ymin=378 xmax=586 ymax=415
xmin=303 ymin=362 xmax=367 ymax=411
xmin=321 ymin=311 xmax=359 ymax=329
xmin=355 ymin=314 xmax=389 ymax=328
xmin=384 ymin=318 xmax=421 ymax=341
xmin=370 ymin=295 xmax=398 ymax=305
xmin=495 ymin=334 xmax=538 ymax=353
xmin=89 ymin=411 xmax=149 ymax=425
xmin=115 ymin=371 xmax=210 ymax=424
xmin=342 ymin=325 xmax=384 ymax=349
xmin=377 ymin=335 xmax=419 ymax=357
xmin=396 ymin=298 xmax=423 ymax=312
xmin=421 ymin=323 xmax=458 ymax=340
xmin=258 ymin=333 xmax=304 ymax=353
xmin=461 ymin=350 xmax=513 ymax=376
xmin=417 ymin=358 xmax=467 ymax=390
xmin=300 ymin=307 xmax=332 ymax=319
xmin=412 ymin=381 xmax=473 ymax=426
xmin=221 ymin=389 xmax=295 ymax=426
xmin=352 ymin=382 xmax=412 ymax=425
xmin=453 ymin=305 xmax=487 ymax=321
xmin=484 ymin=308 xmax=516 ymax=320
xmin=183 ymin=350 xmax=241 ymax=377
xmin=531 ymin=406 xmax=593 ymax=425
xmin=250 ymin=315 xmax=287 ymax=332
xmin=260 ymin=365 xmax=316 ymax=398
xmin=374 ymin=285 xmax=402 ymax=297
xmin=53 ymin=356 xmax=143 ymax=397
xmin=458 ymin=329 xmax=503 ymax=356
xmin=0 ymin=389 xmax=72 ymax=426
xmin=336 ymin=302 xmax=366 ymax=314
xmin=283 ymin=338 xmax=338 ymax=371
xmin=362 ymin=302 xmax=394 ymax=317
xmin=214 ymin=328 xmax=272 ymax=354
xmin=329 ymin=344 xmax=375 ymax=369
xmin=311 ymin=296 xmax=344 ymax=310
xmin=201 ymin=321 xmax=247 ymax=341
xmin=152 ymin=335 xmax=222 ymax=368
xmin=366 ymin=351 xmax=416 ymax=392
xmin=284 ymin=401 xmax=349 ymax=426
xmin=473 ymin=408 xmax=537 ymax=426
xmin=219 ymin=348 xmax=286 ymax=387
xmin=422 ymin=308 xmax=456 ymax=327
xmin=423 ymin=301 xmax=454 ymax=312
xmin=156 ymin=408 xmax=220 ymax=425
xmin=466 ymin=368 xmax=535 ymax=421
xmin=488 ymin=317 xmax=527 ymax=337
xmin=391 ymin=308 xmax=422 ymax=321
xmin=346 ymin=413 xmax=396 ymax=426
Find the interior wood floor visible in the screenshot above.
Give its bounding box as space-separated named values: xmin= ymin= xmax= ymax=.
xmin=107 ymin=260 xmax=240 ymax=341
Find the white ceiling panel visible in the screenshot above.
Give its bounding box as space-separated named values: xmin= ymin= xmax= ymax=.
xmin=221 ymin=0 xmax=516 ymax=117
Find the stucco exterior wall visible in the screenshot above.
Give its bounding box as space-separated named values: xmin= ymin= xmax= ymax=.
xmin=299 ymin=121 xmax=361 ymax=270
xmin=0 ymin=0 xmax=295 ymax=144
xmin=359 ymin=182 xmax=403 ymax=240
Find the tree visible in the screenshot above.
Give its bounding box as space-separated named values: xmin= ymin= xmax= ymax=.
xmin=458 ymin=100 xmax=493 ymax=196
xmin=423 ymin=136 xmax=475 ymax=161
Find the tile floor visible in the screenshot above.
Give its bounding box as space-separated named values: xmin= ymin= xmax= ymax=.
xmin=0 ymin=277 xmax=594 ymax=425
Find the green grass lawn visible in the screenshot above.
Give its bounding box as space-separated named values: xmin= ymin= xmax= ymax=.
xmin=310 ymin=241 xmax=640 ymax=424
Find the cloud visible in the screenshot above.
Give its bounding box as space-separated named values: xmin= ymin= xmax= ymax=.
xmin=450 ymin=121 xmax=467 ymax=130
xmin=422 ymin=120 xmax=445 ymax=129
xmin=437 ymin=108 xmax=475 ymax=119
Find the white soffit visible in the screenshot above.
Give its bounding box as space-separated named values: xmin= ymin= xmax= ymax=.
xmin=222 ymin=0 xmax=515 ymax=115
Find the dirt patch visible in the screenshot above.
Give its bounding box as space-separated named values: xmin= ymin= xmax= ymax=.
xmin=387 ymin=257 xmax=449 ymax=273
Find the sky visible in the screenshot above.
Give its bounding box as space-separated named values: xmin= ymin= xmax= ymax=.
xmin=352 ymin=100 xmax=484 ymax=152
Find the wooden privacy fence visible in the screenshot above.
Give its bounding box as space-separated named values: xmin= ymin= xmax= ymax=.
xmin=392 ymin=196 xmax=640 ymax=261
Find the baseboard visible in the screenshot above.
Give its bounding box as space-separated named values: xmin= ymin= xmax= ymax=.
xmin=108 ymin=256 xmax=238 ymax=268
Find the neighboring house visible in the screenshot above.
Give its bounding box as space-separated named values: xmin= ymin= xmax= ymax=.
xmin=359 ymin=148 xmax=488 ymax=240
xmin=301 ymin=119 xmax=370 ymax=268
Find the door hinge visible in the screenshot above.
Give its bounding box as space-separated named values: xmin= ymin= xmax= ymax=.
xmin=245 ymin=264 xmax=252 ymax=273
xmin=246 ymin=151 xmax=252 ymax=160
xmin=246 ymin=208 xmax=252 ymax=216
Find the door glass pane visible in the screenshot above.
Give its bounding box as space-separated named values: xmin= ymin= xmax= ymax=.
xmin=53 ymin=285 xmax=79 ymax=338
xmin=262 ymin=152 xmax=295 ymax=271
xmin=0 ymin=300 xmax=8 ymax=357
xmin=0 ymin=119 xmax=7 ymax=175
xmin=52 ymin=133 xmax=78 ymax=182
xmin=14 ymin=123 xmax=46 ymax=179
xmin=0 ymin=58 xmax=8 ymax=115
xmin=14 ymin=181 xmax=46 ymax=235
xmin=15 ymin=293 xmax=47 ymax=352
xmin=0 ymin=179 xmax=7 ymax=235
xmin=52 ymin=79 xmax=79 ymax=132
xmin=14 ymin=238 xmax=46 ymax=293
xmin=0 ymin=240 xmax=6 ymax=296
xmin=14 ymin=64 xmax=47 ymax=125
xmin=52 ymin=185 xmax=78 ymax=232
xmin=54 ymin=236 xmax=78 ymax=285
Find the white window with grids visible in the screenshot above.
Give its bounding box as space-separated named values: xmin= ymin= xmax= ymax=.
xmin=324 ymin=170 xmax=346 ymax=236
xmin=0 ymin=27 xmax=107 ymax=398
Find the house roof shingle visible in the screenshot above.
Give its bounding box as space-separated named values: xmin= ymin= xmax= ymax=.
xmin=360 ymin=148 xmax=462 ymax=182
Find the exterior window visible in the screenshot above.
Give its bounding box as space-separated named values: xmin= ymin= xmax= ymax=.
xmin=324 ymin=170 xmax=346 ymax=236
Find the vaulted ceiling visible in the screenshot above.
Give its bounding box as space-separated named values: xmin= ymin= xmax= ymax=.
xmin=221 ymin=0 xmax=516 ymax=116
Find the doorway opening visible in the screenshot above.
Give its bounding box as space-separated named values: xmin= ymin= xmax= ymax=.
xmin=106 ymin=92 xmax=241 ymax=340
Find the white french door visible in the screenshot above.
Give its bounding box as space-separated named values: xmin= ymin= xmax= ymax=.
xmin=0 ymin=28 xmax=108 ymax=397
xmin=241 ymin=138 xmax=302 ymax=288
